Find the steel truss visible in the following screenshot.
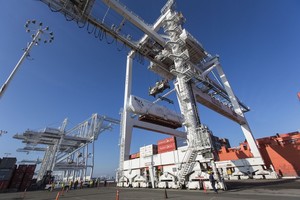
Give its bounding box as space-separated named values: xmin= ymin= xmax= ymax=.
xmin=14 ymin=113 xmax=119 ymax=182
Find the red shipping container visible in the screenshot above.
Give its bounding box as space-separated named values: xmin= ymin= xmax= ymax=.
xmin=157 ymin=137 xmax=176 ymax=146
xmin=9 ymin=170 xmax=25 ymax=189
xmin=158 ymin=142 xmax=177 ymax=154
xmin=9 ymin=181 xmax=22 ymax=190
xmin=12 ymin=171 xmax=25 ymax=181
xmin=22 ymin=173 xmax=34 ymax=182
xmin=0 ymin=180 xmax=9 ymax=190
xmin=20 ymin=173 xmax=33 ymax=191
xmin=20 ymin=181 xmax=32 ymax=191
xmin=129 ymin=152 xmax=141 ymax=159
xmin=18 ymin=165 xmax=27 ymax=172
xmin=131 ymin=153 xmax=137 ymax=159
xmin=25 ymin=165 xmax=36 ymax=173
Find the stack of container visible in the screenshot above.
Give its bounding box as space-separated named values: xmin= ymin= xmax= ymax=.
xmin=9 ymin=165 xmax=27 ymax=191
xmin=129 ymin=152 xmax=140 ymax=159
xmin=19 ymin=165 xmax=36 ymax=191
xmin=140 ymin=144 xmax=158 ymax=158
xmin=157 ymin=137 xmax=177 ymax=154
xmin=0 ymin=157 xmax=16 ymax=192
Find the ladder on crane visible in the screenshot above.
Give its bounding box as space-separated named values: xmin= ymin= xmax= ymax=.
xmin=177 ymin=125 xmax=213 ymax=185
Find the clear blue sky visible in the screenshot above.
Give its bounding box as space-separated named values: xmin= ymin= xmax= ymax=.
xmin=0 ymin=0 xmax=299 ymax=177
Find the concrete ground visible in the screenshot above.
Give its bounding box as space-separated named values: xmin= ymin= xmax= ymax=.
xmin=0 ymin=179 xmax=299 ymax=200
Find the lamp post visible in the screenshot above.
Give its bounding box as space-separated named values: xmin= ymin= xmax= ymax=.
xmin=0 ymin=20 xmax=54 ymax=99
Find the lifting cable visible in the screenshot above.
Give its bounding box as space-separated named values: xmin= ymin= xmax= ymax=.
xmin=87 ymin=21 xmax=95 ymax=34
xmin=64 ymin=11 xmax=75 ymax=21
xmin=77 ymin=19 xmax=86 ymax=28
xmin=104 ymin=31 xmax=115 ymax=44
xmin=94 ymin=27 xmax=102 ymax=40
xmin=45 ymin=1 xmax=130 ymax=53
xmin=47 ymin=2 xmax=62 ymax=12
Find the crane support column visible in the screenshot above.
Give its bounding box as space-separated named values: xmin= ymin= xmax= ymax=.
xmin=215 ymin=64 xmax=263 ymax=160
xmin=119 ymin=51 xmax=135 ymax=178
xmin=162 ymin=6 xmax=214 ymax=186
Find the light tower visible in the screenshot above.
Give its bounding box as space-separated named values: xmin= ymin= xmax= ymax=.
xmin=0 ymin=20 xmax=54 ymax=99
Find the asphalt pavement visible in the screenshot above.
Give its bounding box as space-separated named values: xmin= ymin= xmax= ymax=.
xmin=0 ymin=179 xmax=299 ymax=200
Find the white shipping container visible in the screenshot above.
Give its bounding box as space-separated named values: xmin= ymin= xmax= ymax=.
xmin=128 ymin=95 xmax=184 ymax=124
xmin=140 ymin=144 xmax=158 ymax=157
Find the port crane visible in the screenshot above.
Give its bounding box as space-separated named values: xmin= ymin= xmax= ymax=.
xmin=39 ymin=0 xmax=267 ymax=188
xmin=14 ymin=113 xmax=119 ymax=185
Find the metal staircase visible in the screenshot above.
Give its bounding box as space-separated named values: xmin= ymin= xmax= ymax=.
xmin=177 ymin=125 xmax=213 ymax=184
xmin=178 ymin=149 xmax=198 ymax=183
xmin=117 ymin=110 xmax=125 ymax=181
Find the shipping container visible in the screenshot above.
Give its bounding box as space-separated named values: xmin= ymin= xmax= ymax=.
xmin=157 ymin=137 xmax=176 ymax=146
xmin=0 ymin=157 xmax=16 ymax=169
xmin=0 ymin=180 xmax=10 ymax=191
xmin=18 ymin=165 xmax=28 ymax=172
xmin=11 ymin=171 xmax=24 ymax=182
xmin=8 ymin=180 xmax=22 ymax=190
xmin=128 ymin=95 xmax=184 ymax=126
xmin=20 ymin=172 xmax=34 ymax=191
xmin=158 ymin=142 xmax=177 ymax=154
xmin=0 ymin=168 xmax=14 ymax=181
xmin=9 ymin=169 xmax=25 ymax=190
xmin=129 ymin=152 xmax=140 ymax=159
xmin=140 ymin=144 xmax=158 ymax=158
xmin=22 ymin=172 xmax=34 ymax=181
xmin=20 ymin=180 xmax=32 ymax=191
xmin=25 ymin=165 xmax=36 ymax=173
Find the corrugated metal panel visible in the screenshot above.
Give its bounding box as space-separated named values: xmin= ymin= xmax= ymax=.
xmin=25 ymin=165 xmax=36 ymax=173
xmin=129 ymin=152 xmax=140 ymax=159
xmin=157 ymin=137 xmax=176 ymax=146
xmin=0 ymin=158 xmax=16 ymax=169
xmin=0 ymin=168 xmax=14 ymax=181
xmin=20 ymin=172 xmax=34 ymax=191
xmin=0 ymin=180 xmax=10 ymax=191
xmin=9 ymin=180 xmax=22 ymax=190
xmin=18 ymin=165 xmax=27 ymax=172
xmin=11 ymin=171 xmax=24 ymax=182
xmin=140 ymin=144 xmax=158 ymax=157
xmin=158 ymin=143 xmax=177 ymax=154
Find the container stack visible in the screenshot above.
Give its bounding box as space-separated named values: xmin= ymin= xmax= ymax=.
xmin=19 ymin=165 xmax=36 ymax=191
xmin=157 ymin=137 xmax=177 ymax=154
xmin=0 ymin=157 xmax=16 ymax=192
xmin=8 ymin=165 xmax=27 ymax=191
xmin=140 ymin=144 xmax=158 ymax=158
xmin=129 ymin=152 xmax=140 ymax=159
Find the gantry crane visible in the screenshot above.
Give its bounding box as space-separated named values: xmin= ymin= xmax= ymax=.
xmin=14 ymin=113 xmax=119 ymax=185
xmin=39 ymin=0 xmax=267 ymax=188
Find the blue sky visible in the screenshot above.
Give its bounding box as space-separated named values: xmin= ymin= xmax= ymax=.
xmin=0 ymin=0 xmax=299 ymax=177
